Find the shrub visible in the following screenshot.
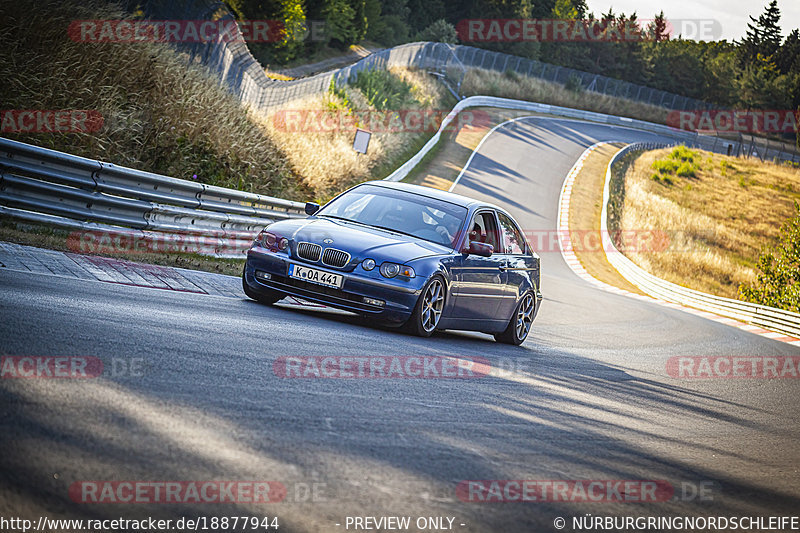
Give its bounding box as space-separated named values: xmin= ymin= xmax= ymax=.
xmin=651 ymin=159 xmax=679 ymax=174
xmin=503 ymin=69 xmax=522 ymax=82
xmin=670 ymin=145 xmax=697 ymax=162
xmin=414 ymin=19 xmax=458 ymax=44
xmin=676 ymin=161 xmax=697 ymax=177
xmin=565 ymin=74 xmax=584 ymax=93
xmin=739 ymin=202 xmax=800 ymax=312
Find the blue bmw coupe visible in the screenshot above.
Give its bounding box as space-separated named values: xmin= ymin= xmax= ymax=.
xmin=243 ymin=181 xmax=542 ymax=344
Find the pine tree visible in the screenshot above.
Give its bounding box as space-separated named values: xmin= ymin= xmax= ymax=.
xmin=738 ymin=0 xmax=782 ymax=66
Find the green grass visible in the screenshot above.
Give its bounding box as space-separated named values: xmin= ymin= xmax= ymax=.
xmin=352 ymin=69 xmax=416 ymax=111
xmin=650 ymin=145 xmax=699 ymax=182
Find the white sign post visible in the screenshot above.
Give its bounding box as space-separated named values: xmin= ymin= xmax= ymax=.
xmin=353 ymin=128 xmax=371 ymax=154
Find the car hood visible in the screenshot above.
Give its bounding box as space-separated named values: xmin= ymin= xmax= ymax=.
xmin=267 ymin=217 xmax=452 ymax=263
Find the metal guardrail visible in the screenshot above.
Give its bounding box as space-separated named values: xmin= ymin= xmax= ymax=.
xmin=600 ymin=143 xmax=800 ymax=338
xmin=0 ymin=137 xmax=306 ymax=257
xmin=383 ymin=95 xmax=752 ymax=182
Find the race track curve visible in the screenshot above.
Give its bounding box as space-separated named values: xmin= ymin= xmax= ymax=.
xmin=2 ymin=117 xmax=799 ymax=532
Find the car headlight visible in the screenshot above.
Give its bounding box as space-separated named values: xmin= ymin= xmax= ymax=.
xmin=379 ymin=262 xmax=415 ymax=279
xmin=362 ymin=258 xmax=376 ymax=271
xmin=257 ymin=231 xmax=289 ymax=252
xmin=258 ymin=231 xmax=276 ymax=247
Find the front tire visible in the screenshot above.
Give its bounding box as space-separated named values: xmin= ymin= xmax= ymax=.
xmin=404 ymin=275 xmax=446 ymax=337
xmin=494 ymin=292 xmax=535 ymax=345
xmin=242 ymin=266 xmax=282 ymax=305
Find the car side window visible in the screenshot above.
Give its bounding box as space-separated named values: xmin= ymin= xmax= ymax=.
xmin=468 ymin=211 xmax=500 ymax=251
xmin=498 ymin=213 xmax=528 ymax=255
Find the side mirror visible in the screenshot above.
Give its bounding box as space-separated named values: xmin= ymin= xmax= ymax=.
xmin=305 ymin=202 xmax=320 ymax=216
xmin=462 ymin=241 xmax=493 ymax=257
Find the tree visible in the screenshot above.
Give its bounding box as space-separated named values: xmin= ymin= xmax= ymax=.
xmin=414 ymin=19 xmax=457 ymax=43
xmin=350 ymin=0 xmax=368 ymax=42
xmin=738 ymin=0 xmax=782 ymax=67
xmin=739 ymin=202 xmax=800 ymax=313
xmin=551 ymin=0 xmax=587 ymax=19
xmin=701 ymin=42 xmax=739 ymax=106
xmin=776 ymin=29 xmax=800 ymax=74
xmin=646 ymin=11 xmax=669 ymax=41
xmin=737 ymin=57 xmax=792 ymax=109
xmin=406 ymin=0 xmax=446 ymax=35
xmin=323 ymin=0 xmax=357 ymax=48
xmin=363 ymin=0 xmax=385 ymax=41
xmin=372 ymin=0 xmax=410 ymax=45
xmin=227 ymin=0 xmax=307 ymax=64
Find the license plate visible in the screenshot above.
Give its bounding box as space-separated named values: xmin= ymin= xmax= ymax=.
xmin=287 ymin=264 xmax=343 ymax=289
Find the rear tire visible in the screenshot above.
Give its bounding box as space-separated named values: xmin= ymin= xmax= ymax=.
xmin=494 ymin=292 xmax=535 ymax=345
xmin=242 ymin=266 xmax=282 ymax=305
xmin=404 ymin=275 xmax=446 ymax=337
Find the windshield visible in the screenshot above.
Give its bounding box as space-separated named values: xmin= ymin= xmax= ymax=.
xmin=317 ymin=185 xmax=468 ymax=248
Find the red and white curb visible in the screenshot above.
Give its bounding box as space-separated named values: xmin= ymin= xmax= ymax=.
xmin=0 ymin=241 xmax=331 ymax=310
xmin=556 ymin=143 xmax=800 ymax=347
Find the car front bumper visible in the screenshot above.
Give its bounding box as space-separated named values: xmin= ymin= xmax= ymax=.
xmin=244 ymin=248 xmax=422 ymax=323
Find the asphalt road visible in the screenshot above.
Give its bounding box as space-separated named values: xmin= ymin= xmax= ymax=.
xmin=2 ymin=117 xmax=799 ymax=532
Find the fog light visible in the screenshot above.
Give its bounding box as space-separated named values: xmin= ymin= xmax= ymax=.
xmin=255 ymin=270 xmax=271 ymax=281
xmin=363 ymin=297 xmax=385 ymax=307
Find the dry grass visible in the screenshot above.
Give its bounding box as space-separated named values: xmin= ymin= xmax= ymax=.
xmin=0 ymin=0 xmax=302 ymax=199
xmin=258 ymin=67 xmax=453 ymax=201
xmin=462 ymin=68 xmax=668 ymax=126
xmin=265 ymin=71 xmax=295 ymax=81
xmin=617 ymin=147 xmax=800 ymax=298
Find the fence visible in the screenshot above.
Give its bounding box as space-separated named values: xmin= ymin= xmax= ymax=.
xmin=120 ymin=0 xmax=798 ymax=162
xmin=122 ymin=1 xmax=730 ymax=113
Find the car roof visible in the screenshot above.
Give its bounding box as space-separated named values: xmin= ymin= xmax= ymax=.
xmin=359 ymin=180 xmax=504 ymax=212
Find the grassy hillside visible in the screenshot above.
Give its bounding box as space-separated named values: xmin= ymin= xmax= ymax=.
xmin=616 ymin=146 xmax=800 ymax=299
xmin=261 ymin=67 xmax=455 ymax=201
xmin=0 ymin=0 xmax=303 ymax=199
xmin=462 ymin=68 xmax=669 ymax=126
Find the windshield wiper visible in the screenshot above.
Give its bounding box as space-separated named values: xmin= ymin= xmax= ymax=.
xmin=319 ymin=215 xmax=375 ymax=228
xmin=317 ymin=215 xmax=370 ymax=227
xmin=369 ymin=225 xmax=420 ymax=239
